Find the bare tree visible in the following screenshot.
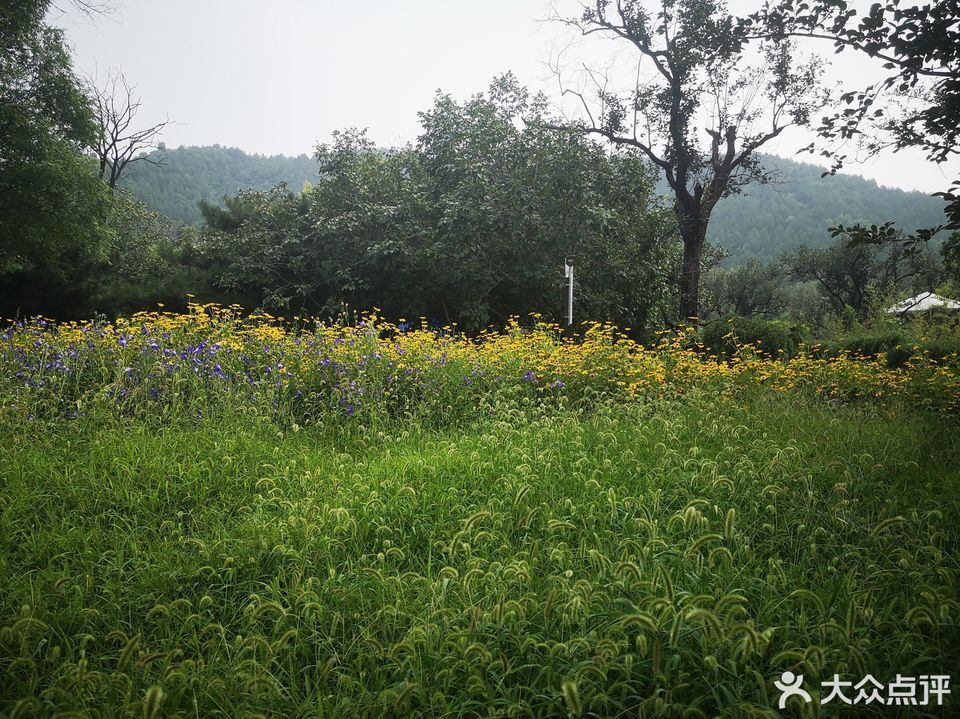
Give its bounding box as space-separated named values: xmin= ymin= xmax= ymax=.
xmin=547 ymin=0 xmax=827 ymax=320
xmin=89 ymin=68 xmax=169 ymax=189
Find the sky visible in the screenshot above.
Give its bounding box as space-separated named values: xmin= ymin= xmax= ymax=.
xmin=51 ymin=0 xmax=957 ymax=195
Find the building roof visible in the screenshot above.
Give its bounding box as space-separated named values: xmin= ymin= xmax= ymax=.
xmin=886 ymin=291 xmax=960 ymax=314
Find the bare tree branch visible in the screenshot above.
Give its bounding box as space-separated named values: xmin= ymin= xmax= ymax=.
xmin=88 ymin=67 xmax=169 ymax=189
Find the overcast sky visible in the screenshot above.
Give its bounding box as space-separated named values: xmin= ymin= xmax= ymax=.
xmin=51 ymin=0 xmax=956 ymax=194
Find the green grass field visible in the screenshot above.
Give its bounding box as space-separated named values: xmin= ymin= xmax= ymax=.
xmin=2 ymin=391 xmax=958 ymax=717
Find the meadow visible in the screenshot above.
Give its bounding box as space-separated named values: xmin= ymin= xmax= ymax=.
xmin=1 ymin=306 xmax=958 ymax=717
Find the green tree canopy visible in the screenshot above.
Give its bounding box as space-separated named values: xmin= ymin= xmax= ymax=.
xmin=200 ymin=77 xmax=677 ymax=333
xmin=0 ymin=0 xmax=113 ymax=313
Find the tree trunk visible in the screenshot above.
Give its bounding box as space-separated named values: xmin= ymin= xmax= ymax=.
xmin=678 ymin=224 xmax=705 ymax=321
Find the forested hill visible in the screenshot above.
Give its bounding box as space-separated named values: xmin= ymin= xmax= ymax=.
xmin=123 ymin=145 xmax=945 ymax=262
xmin=120 ymin=145 xmax=317 ymax=224
xmin=694 ymin=155 xmax=946 ymax=261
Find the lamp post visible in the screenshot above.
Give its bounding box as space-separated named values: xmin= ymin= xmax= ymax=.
xmin=564 ymin=254 xmax=575 ymax=328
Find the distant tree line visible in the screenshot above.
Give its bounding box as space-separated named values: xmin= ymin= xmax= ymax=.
xmin=700 ymin=166 xmax=944 ymax=262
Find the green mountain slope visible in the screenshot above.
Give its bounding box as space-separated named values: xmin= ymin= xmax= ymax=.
xmin=691 ymin=155 xmax=946 ymax=261
xmin=123 ymin=145 xmax=946 ymax=262
xmin=119 ymin=145 xmax=317 ymax=225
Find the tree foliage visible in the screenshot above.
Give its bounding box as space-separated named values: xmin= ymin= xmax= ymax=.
xmin=0 ymin=0 xmax=117 ymax=315
xmin=781 ymin=237 xmax=938 ymax=317
xmin=81 ymin=191 xmax=210 ymax=314
xmin=117 ymin=145 xmax=946 ymax=264
xmin=942 ymin=231 xmax=960 ymax=284
xmin=201 ymin=77 xmax=678 ymax=333
xmin=702 ymin=259 xmax=787 ymax=319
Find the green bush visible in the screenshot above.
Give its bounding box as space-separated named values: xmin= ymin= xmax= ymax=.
xmin=886 ymin=344 xmax=913 ymax=369
xmin=697 ymin=316 xmax=807 ymax=359
xmin=919 ymin=338 xmax=960 ymax=364
xmin=834 ymin=333 xmax=910 ymax=368
xmin=840 ymin=333 xmax=904 ymax=358
xmin=809 ymin=333 xmax=960 ymax=369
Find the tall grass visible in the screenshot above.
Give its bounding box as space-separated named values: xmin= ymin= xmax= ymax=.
xmin=1 ymin=392 xmax=958 ymax=717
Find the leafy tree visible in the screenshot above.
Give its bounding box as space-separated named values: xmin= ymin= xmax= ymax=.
xmin=201 ymin=77 xmax=677 ymax=332
xmin=549 ymin=0 xmax=826 ymax=319
xmin=417 ymin=75 xmax=676 ymax=331
xmin=942 ymin=232 xmax=960 ymax=284
xmin=782 ymin=243 xmax=876 ymax=317
xmin=198 ymin=184 xmax=313 ymax=311
xmin=702 ymin=259 xmax=787 ymax=319
xmin=308 ymin=130 xmax=433 ymax=316
xmin=0 ymin=0 xmax=113 ymax=315
xmin=82 ymin=191 xmax=209 ymax=314
xmin=781 ymin=238 xmax=936 ymax=318
xmin=199 ymin=133 xmax=430 ymax=315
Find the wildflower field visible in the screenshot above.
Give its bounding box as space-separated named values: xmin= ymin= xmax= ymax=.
xmin=1 ymin=305 xmax=959 ymax=717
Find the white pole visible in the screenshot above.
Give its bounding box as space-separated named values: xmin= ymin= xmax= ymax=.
xmin=566 ymin=261 xmax=574 ymax=327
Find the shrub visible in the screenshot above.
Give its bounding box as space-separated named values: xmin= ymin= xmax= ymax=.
xmin=697 ymin=316 xmax=807 ymax=360
xmin=840 ymin=333 xmax=904 ymax=358
xmin=811 ymin=334 xmax=960 ymax=369
xmin=925 ymin=338 xmax=960 ymax=364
